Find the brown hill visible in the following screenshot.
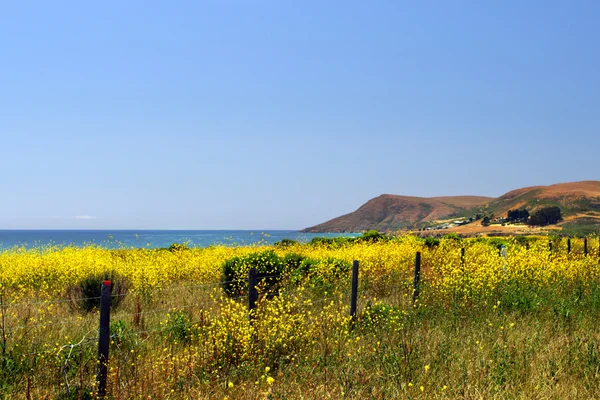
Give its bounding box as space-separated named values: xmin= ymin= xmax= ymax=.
xmin=482 ymin=181 xmax=600 ymax=217
xmin=303 ymin=194 xmax=492 ymax=233
xmin=303 ymin=181 xmax=600 ymax=233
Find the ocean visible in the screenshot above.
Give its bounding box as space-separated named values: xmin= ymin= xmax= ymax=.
xmin=0 ymin=230 xmax=357 ymax=250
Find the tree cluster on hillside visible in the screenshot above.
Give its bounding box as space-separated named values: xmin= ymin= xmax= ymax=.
xmin=528 ymin=206 xmax=562 ymax=226
xmin=507 ymin=209 xmax=529 ymax=223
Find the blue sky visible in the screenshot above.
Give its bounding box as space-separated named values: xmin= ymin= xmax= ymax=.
xmin=1 ymin=1 xmax=599 ymax=229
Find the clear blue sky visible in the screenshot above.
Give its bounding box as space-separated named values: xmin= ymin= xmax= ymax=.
xmin=1 ymin=1 xmax=598 ymax=229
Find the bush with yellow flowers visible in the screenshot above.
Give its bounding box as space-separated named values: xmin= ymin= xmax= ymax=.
xmin=0 ymin=235 xmax=599 ymax=398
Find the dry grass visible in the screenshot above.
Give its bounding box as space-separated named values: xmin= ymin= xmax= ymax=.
xmin=1 ymin=238 xmax=600 ymax=398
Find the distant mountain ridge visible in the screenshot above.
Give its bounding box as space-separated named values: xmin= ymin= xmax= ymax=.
xmin=303 ymin=181 xmax=600 ymax=233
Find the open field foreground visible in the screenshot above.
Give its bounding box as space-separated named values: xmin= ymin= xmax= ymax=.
xmin=1 ymin=236 xmax=600 ymax=399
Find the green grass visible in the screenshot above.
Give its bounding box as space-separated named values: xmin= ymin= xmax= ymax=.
xmin=2 ymin=278 xmax=600 ymax=398
xmin=2 ymin=241 xmax=600 ymax=398
xmin=561 ymin=218 xmax=600 ymax=237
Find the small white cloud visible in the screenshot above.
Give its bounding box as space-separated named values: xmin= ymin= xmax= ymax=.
xmin=48 ymin=215 xmax=98 ymax=220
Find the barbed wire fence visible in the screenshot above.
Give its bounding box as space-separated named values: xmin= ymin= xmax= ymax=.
xmin=0 ymin=237 xmax=598 ymax=397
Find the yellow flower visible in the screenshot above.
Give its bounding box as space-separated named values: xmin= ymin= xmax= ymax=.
xmin=266 ymin=376 xmax=275 ymax=385
xmin=228 ymin=381 xmax=234 ymax=388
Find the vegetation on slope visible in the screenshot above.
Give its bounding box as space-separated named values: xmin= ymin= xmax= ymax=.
xmin=303 ymin=194 xmax=492 ymax=232
xmin=305 ymin=181 xmax=600 ymax=234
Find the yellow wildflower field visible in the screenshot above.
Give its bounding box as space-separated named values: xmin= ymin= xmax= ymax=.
xmin=0 ymin=235 xmax=599 ymax=398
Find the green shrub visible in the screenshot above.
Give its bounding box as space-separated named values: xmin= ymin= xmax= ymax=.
xmin=309 ymin=236 xmax=354 ymax=247
xmin=0 ymin=354 xmax=26 ymax=395
xmin=309 ymin=237 xmax=329 ymax=246
xmin=298 ymin=258 xmax=320 ymax=274
xmin=512 ymin=235 xmax=536 ymax=246
xmin=356 ymin=230 xmax=386 ymax=243
xmin=65 ymin=271 xmax=130 ymax=313
xmin=306 ymin=258 xmax=352 ymax=289
xmin=110 ymin=319 xmax=135 ymax=346
xmin=288 ymin=257 xmax=318 ymax=284
xmin=244 ymin=250 xmax=281 ymax=267
xmin=165 ymin=310 xmax=193 ymax=344
xmin=322 ymin=257 xmax=352 ymax=279
xmin=560 ymin=220 xmax=600 ymax=237
xmin=498 ymin=281 xmax=540 ymax=314
xmin=283 ymin=253 xmax=306 ymax=270
xmin=424 ymin=237 xmax=440 ymax=248
xmin=286 ymin=257 xmax=351 ymax=288
xmin=221 ymin=250 xmax=284 ymax=297
xmin=169 ymin=243 xmax=189 ymax=252
xmin=222 ymin=256 xmax=244 ymax=296
xmin=474 ymin=237 xmax=508 ymax=249
xmin=442 ymin=233 xmax=462 ymax=241
xmin=275 ymin=238 xmax=299 ymax=247
xmin=221 ymin=250 xmax=352 ymax=297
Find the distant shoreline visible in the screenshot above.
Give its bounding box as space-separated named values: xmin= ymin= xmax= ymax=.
xmin=0 ymin=230 xmax=359 ymax=250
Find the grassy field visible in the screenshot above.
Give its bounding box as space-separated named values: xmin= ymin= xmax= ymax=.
xmin=1 ymin=235 xmax=600 ymax=399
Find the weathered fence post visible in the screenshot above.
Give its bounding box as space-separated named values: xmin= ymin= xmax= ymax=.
xmin=549 ymin=241 xmax=553 ymax=253
xmin=96 ymin=280 xmax=111 ymax=399
xmin=248 ymin=268 xmax=258 ymax=318
xmin=413 ymin=252 xmax=421 ymax=303
xmin=500 ymin=245 xmax=507 ymax=275
xmin=567 ymin=237 xmax=571 ymax=254
xmin=460 ymin=248 xmax=465 ymax=268
xmin=0 ymin=292 xmax=6 ymax=358
xmin=584 ymin=237 xmax=588 ymax=257
xmin=350 ymin=260 xmax=359 ymax=321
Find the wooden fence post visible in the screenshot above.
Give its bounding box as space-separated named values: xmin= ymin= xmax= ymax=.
xmin=567 ymin=237 xmax=571 ymax=254
xmin=413 ymin=252 xmax=421 ymax=303
xmin=0 ymin=292 xmax=6 ymax=358
xmin=584 ymin=238 xmax=588 ymax=257
xmin=248 ymin=268 xmax=258 ymax=318
xmin=460 ymin=248 xmax=465 ymax=268
xmin=350 ymin=260 xmax=359 ymax=321
xmin=501 ymin=245 xmax=507 ymax=275
xmin=96 ymin=280 xmax=111 ymax=399
xmin=549 ymin=241 xmax=553 ymax=253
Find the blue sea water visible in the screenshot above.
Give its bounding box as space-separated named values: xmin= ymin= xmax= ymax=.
xmin=0 ymin=230 xmax=357 ymax=250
